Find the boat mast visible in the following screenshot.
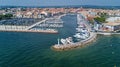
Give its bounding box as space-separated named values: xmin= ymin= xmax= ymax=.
xmin=57 ymin=38 xmax=60 ymax=45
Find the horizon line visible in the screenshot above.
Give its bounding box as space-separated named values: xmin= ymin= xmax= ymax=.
xmin=0 ymin=5 xmax=120 ymax=7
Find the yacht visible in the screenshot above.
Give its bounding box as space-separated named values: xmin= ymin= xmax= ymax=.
xmin=60 ymin=39 xmax=68 ymax=45
xmin=60 ymin=37 xmax=74 ymax=45
xmin=74 ymin=33 xmax=86 ymax=39
xmin=66 ymin=37 xmax=73 ymax=44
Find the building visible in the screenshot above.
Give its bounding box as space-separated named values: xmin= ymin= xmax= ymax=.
xmin=102 ymin=17 xmax=120 ymax=32
xmin=103 ymin=22 xmax=120 ymax=32
xmin=106 ymin=17 xmax=120 ymax=23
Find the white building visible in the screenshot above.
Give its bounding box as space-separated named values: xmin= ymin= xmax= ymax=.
xmin=103 ymin=22 xmax=120 ymax=32
xmin=106 ymin=17 xmax=120 ymax=23
xmin=103 ymin=17 xmax=120 ymax=32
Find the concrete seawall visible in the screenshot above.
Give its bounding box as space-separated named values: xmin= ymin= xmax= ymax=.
xmin=0 ymin=25 xmax=28 ymax=30
xmin=0 ymin=25 xmax=58 ymax=33
xmin=52 ymin=32 xmax=97 ymax=51
xmin=97 ymin=32 xmax=120 ymax=35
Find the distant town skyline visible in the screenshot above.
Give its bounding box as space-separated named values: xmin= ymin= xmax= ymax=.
xmin=0 ymin=0 xmax=120 ymax=6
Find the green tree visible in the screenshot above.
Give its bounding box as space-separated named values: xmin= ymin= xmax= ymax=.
xmin=94 ymin=12 xmax=108 ymax=23
xmin=0 ymin=14 xmax=13 ymax=20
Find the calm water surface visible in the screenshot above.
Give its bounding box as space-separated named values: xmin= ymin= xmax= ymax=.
xmin=0 ymin=15 xmax=120 ymax=67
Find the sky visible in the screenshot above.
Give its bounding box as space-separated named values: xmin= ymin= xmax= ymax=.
xmin=0 ymin=0 xmax=120 ymax=6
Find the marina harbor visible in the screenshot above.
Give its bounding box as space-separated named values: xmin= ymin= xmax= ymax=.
xmin=52 ymin=13 xmax=120 ymax=51
xmin=0 ymin=14 xmax=66 ymax=33
xmin=1 ymin=4 xmax=120 ymax=66
xmin=0 ymin=11 xmax=119 ymax=66
xmin=52 ymin=14 xmax=97 ymax=50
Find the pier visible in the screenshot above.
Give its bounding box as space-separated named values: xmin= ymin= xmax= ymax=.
xmin=26 ymin=14 xmax=66 ymax=30
xmin=0 ymin=14 xmax=66 ymax=33
xmin=25 ymin=18 xmax=53 ymax=30
xmin=0 ymin=25 xmax=58 ymax=33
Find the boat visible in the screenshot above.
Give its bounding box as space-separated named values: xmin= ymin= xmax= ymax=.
xmin=74 ymin=33 xmax=86 ymax=39
xmin=76 ymin=28 xmax=88 ymax=32
xmin=82 ymin=32 xmax=89 ymax=38
xmin=66 ymin=37 xmax=74 ymax=44
xmin=60 ymin=37 xmax=74 ymax=45
xmin=60 ymin=39 xmax=68 ymax=45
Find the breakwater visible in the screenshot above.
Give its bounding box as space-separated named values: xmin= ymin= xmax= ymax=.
xmin=52 ymin=32 xmax=97 ymax=51
xmin=0 ymin=25 xmax=58 ymax=33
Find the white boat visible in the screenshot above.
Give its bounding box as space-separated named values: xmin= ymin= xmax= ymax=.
xmin=60 ymin=37 xmax=74 ymax=45
xmin=66 ymin=37 xmax=73 ymax=44
xmin=82 ymin=32 xmax=89 ymax=38
xmin=76 ymin=27 xmax=88 ymax=33
xmin=78 ymin=24 xmax=85 ymax=28
xmin=60 ymin=39 xmax=68 ymax=45
xmin=74 ymin=14 xmax=91 ymax=40
xmin=74 ymin=33 xmax=84 ymax=39
xmin=76 ymin=28 xmax=81 ymax=32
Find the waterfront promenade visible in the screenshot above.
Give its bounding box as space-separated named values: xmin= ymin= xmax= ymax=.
xmin=97 ymin=32 xmax=120 ymax=35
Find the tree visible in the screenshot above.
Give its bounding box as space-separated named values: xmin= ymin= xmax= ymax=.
xmin=0 ymin=14 xmax=13 ymax=20
xmin=94 ymin=12 xmax=108 ymax=23
xmin=94 ymin=17 xmax=106 ymax=23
